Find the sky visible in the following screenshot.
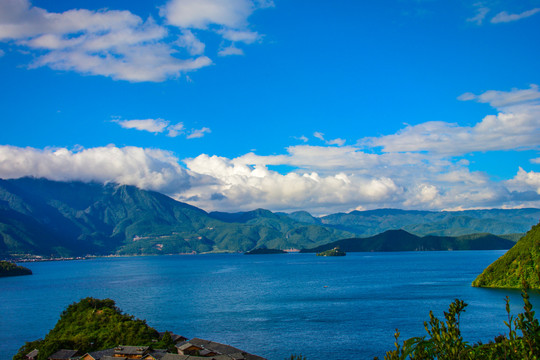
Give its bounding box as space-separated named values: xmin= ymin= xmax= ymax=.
xmin=0 ymin=0 xmax=539 ymax=215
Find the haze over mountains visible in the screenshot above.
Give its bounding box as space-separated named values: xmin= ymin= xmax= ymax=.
xmin=0 ymin=177 xmax=539 ymax=258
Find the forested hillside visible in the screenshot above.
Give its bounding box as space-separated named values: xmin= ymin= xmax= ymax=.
xmin=473 ymin=222 xmax=540 ymax=289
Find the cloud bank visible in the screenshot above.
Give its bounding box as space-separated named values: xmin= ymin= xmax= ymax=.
xmin=0 ymin=85 xmax=539 ymax=214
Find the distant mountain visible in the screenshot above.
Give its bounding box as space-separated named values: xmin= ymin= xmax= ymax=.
xmin=1 ymin=178 xmax=537 ymax=259
xmin=301 ymin=229 xmax=516 ymax=253
xmin=319 ymin=208 xmax=540 ymax=236
xmin=0 ymin=178 xmax=353 ymax=258
xmin=472 ymin=222 xmax=540 ymax=289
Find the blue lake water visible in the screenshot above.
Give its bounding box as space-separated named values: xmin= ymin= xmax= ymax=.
xmin=1 ymin=251 xmax=539 ymax=360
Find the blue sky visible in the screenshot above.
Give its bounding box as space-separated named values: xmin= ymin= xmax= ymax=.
xmin=0 ymin=0 xmax=539 ymax=214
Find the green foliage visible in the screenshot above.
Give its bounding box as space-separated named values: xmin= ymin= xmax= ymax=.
xmin=379 ymin=290 xmax=540 ymax=360
xmin=0 ymin=260 xmax=32 ymax=277
xmin=13 ymin=297 xmax=162 ymax=360
xmin=473 ymin=222 xmax=540 ymax=289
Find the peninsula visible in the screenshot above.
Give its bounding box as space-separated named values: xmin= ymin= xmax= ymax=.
xmin=0 ymin=260 xmax=32 ymax=277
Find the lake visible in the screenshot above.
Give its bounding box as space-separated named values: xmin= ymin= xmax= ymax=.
xmin=1 ymin=251 xmax=538 ymax=360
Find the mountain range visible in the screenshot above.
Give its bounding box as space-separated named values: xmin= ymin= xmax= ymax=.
xmin=0 ymin=177 xmax=539 ymax=258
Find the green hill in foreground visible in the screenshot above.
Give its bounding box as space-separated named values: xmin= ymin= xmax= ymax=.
xmin=13 ymin=298 xmax=175 ymax=360
xmin=472 ymin=222 xmax=540 ymax=289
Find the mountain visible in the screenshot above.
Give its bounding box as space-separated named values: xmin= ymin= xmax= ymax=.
xmin=0 ymin=178 xmax=353 ymax=258
xmin=472 ymin=222 xmax=540 ymax=289
xmin=319 ymin=208 xmax=540 ymax=236
xmin=301 ymin=229 xmax=516 ymax=253
xmin=1 ymin=177 xmax=537 ymax=258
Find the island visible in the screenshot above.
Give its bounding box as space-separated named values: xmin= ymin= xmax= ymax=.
xmin=245 ymin=248 xmax=287 ymax=255
xmin=0 ymin=260 xmax=32 ymax=277
xmin=316 ymin=247 xmax=346 ymax=257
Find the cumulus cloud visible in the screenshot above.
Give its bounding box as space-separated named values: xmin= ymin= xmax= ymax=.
xmin=0 ymin=0 xmax=270 ymax=81
xmin=0 ymin=145 xmax=191 ymax=194
xmin=507 ymin=168 xmax=540 ymax=194
xmin=2 ymin=85 xmax=539 ymax=213
xmin=491 ymin=8 xmax=540 ymax=23
xmin=368 ymin=85 xmax=540 ymax=155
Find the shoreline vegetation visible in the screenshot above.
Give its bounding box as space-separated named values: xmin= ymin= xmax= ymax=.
xmin=0 ymin=260 xmax=32 ymax=277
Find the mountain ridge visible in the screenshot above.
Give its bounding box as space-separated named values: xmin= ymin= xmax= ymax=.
xmin=1 ymin=177 xmax=538 ymax=258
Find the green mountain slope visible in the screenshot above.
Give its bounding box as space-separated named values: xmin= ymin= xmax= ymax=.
xmin=472 ymin=222 xmax=540 ymax=289
xmin=0 ymin=178 xmax=352 ymax=257
xmin=301 ymin=229 xmax=516 ymax=253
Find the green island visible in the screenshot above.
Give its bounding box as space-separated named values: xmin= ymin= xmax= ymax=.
xmin=316 ymin=247 xmax=346 ymax=256
xmin=14 ymin=297 xmax=265 ymax=360
xmin=473 ymin=222 xmax=540 ymax=289
xmin=0 ymin=260 xmax=32 ymax=277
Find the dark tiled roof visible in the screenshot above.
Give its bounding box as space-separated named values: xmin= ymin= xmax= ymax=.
xmin=114 ymin=345 xmax=150 ymax=356
xmin=159 ymin=332 xmax=188 ymax=344
xmin=183 ymin=339 xmax=266 ymax=360
xmin=84 ymin=348 xmax=115 ymax=360
xmin=48 ymin=349 xmax=78 ymax=360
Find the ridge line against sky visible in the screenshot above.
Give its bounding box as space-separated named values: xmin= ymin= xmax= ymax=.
xmin=0 ymin=0 xmax=539 ymax=215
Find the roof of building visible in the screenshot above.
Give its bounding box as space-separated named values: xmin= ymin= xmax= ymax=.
xmin=81 ymin=348 xmax=115 ymax=360
xmin=48 ymin=349 xmax=79 ymax=360
xmin=159 ymin=332 xmax=188 ymax=344
xmin=26 ymin=349 xmax=39 ymax=358
xmin=114 ymin=345 xmax=150 ymax=356
xmin=178 ymin=339 xmax=266 ymax=360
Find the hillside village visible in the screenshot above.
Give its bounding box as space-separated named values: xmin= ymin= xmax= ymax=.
xmin=25 ymin=335 xmax=266 ymax=360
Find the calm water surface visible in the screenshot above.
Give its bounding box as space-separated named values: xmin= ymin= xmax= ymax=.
xmin=1 ymin=251 xmax=538 ymax=360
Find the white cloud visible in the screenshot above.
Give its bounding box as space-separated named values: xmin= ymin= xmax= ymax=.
xmin=491 ymin=8 xmax=540 ymax=23
xmin=177 ymin=30 xmax=205 ymax=55
xmin=506 ymin=167 xmax=540 ymax=194
xmin=187 ymin=127 xmax=211 ymax=139
xmin=0 ymin=145 xmax=191 ymax=194
xmin=167 ymin=123 xmax=185 ymax=137
xmin=458 ymin=84 xmax=540 ymax=107
xmin=2 ymin=85 xmax=539 ymax=213
xmin=115 ymin=118 xmax=169 ymax=133
xmin=219 ymin=29 xmax=260 ymax=44
xmin=531 ymin=157 xmax=540 ymax=164
xmin=115 ymin=119 xmax=204 ymax=139
xmin=368 ymin=85 xmax=540 ymax=155
xmin=161 ymin=0 xmax=254 ymax=29
xmin=218 ymin=45 xmax=244 ymax=56
xmin=327 ymin=138 xmax=346 ymax=146
xmin=0 ymin=0 xmax=271 ymax=81
xmin=467 ymin=6 xmax=490 ymax=25
xmin=313 ymin=131 xmax=346 ymax=147
xmin=313 ymin=132 xmax=325 ymax=141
